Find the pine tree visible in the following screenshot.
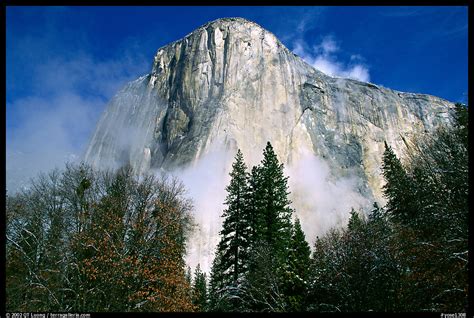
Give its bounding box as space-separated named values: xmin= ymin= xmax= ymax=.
xmin=185 ymin=266 xmax=193 ymax=302
xmin=247 ymin=165 xmax=263 ymax=245
xmin=185 ymin=266 xmax=192 ymax=286
xmin=209 ymin=149 xmax=251 ymax=311
xmin=344 ymin=209 xmax=370 ymax=311
xmin=347 ymin=208 xmax=364 ymax=232
xmin=221 ymin=149 xmax=251 ymax=286
xmin=208 ymin=251 xmax=226 ymax=311
xmin=244 ymin=142 xmax=295 ymax=311
xmin=252 ymin=142 xmax=293 ymax=254
xmin=282 ymin=218 xmax=311 ymax=311
xmin=368 ymin=201 xmax=383 ymax=223
xmin=392 ymin=104 xmax=469 ymax=311
xmin=192 ymin=264 xmax=207 ymax=311
xmin=381 ymin=141 xmax=414 ymax=226
xmin=289 ymin=218 xmax=311 ymax=281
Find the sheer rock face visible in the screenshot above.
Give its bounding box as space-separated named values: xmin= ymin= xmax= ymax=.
xmin=85 ymin=18 xmax=453 ymax=268
xmin=86 ymin=17 xmax=452 ymax=200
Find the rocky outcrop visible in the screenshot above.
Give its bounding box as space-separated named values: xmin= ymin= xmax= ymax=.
xmin=86 ymin=17 xmax=452 ymax=200
xmin=84 ymin=17 xmax=454 ymax=270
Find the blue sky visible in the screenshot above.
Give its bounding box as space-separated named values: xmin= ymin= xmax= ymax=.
xmin=6 ymin=6 xmax=468 ymax=192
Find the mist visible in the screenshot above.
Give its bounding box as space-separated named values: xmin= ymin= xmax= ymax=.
xmin=169 ymin=146 xmax=370 ymax=273
xmin=6 ymin=93 xmax=103 ymax=193
xmin=286 ymin=151 xmax=371 ymax=244
xmin=6 ymin=31 xmax=150 ymax=194
xmin=169 ymin=147 xmax=234 ymax=273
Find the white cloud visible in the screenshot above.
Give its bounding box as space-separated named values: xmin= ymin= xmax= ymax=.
xmin=6 ymin=93 xmax=103 ymax=193
xmin=350 ymin=54 xmax=364 ymax=61
xmin=270 ymin=7 xmax=326 ymax=43
xmin=314 ymin=35 xmax=339 ymax=54
xmin=293 ymin=36 xmax=370 ymax=82
xmin=7 ymin=42 xmax=149 ymax=193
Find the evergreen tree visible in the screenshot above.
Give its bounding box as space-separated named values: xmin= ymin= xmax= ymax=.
xmin=391 ymin=104 xmax=469 ymax=311
xmin=347 ymin=208 xmax=364 ymax=232
xmin=247 ymin=165 xmax=263 ymax=245
xmin=282 ymin=218 xmax=311 ymax=311
xmin=368 ymin=201 xmax=383 ymax=222
xmin=221 ymin=149 xmax=251 ymax=286
xmin=185 ymin=266 xmax=192 ymax=286
xmin=185 ymin=266 xmax=193 ymax=302
xmin=344 ymin=209 xmax=370 ymax=311
xmin=209 ymin=149 xmax=251 ymax=311
xmin=192 ymin=264 xmax=207 ymax=311
xmin=381 ymin=142 xmax=414 ymax=226
xmin=251 ymin=142 xmax=293 ymax=255
xmin=244 ymin=142 xmax=294 ymax=311
xmin=208 ymin=251 xmax=227 ymax=311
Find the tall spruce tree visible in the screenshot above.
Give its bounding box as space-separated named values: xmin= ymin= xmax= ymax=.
xmin=247 ymin=165 xmax=263 ymax=245
xmin=244 ymin=142 xmax=294 ymax=311
xmin=192 ymin=264 xmax=207 ymax=311
xmin=252 ymin=142 xmax=293 ymax=253
xmin=344 ymin=209 xmax=371 ymax=311
xmin=208 ymin=251 xmax=227 ymax=311
xmin=381 ymin=142 xmax=414 ymax=225
xmin=282 ymin=217 xmax=311 ymax=311
xmin=209 ymin=149 xmax=251 ymax=311
xmin=365 ymin=202 xmax=401 ymax=311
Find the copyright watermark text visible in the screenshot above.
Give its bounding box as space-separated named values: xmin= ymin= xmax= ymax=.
xmin=6 ymin=313 xmax=91 ymax=318
xmin=440 ymin=313 xmax=466 ymax=318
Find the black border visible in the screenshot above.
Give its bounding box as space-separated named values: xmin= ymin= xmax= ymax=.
xmin=3 ymin=3 xmax=472 ymax=318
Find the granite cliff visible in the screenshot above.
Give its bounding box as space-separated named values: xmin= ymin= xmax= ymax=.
xmin=84 ymin=17 xmax=454 ymax=270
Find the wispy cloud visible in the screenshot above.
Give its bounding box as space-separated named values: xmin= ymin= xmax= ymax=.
xmin=284 ymin=13 xmax=371 ymax=83
xmin=378 ymin=7 xmax=426 ymax=18
xmin=439 ymin=23 xmax=468 ymax=37
xmin=6 ymin=14 xmax=150 ymax=193
xmin=380 ymin=6 xmax=468 ymax=42
xmin=6 ymin=93 xmax=103 ymax=192
xmin=293 ymin=35 xmax=370 ymax=82
xmin=263 ymin=7 xmax=326 ymax=43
